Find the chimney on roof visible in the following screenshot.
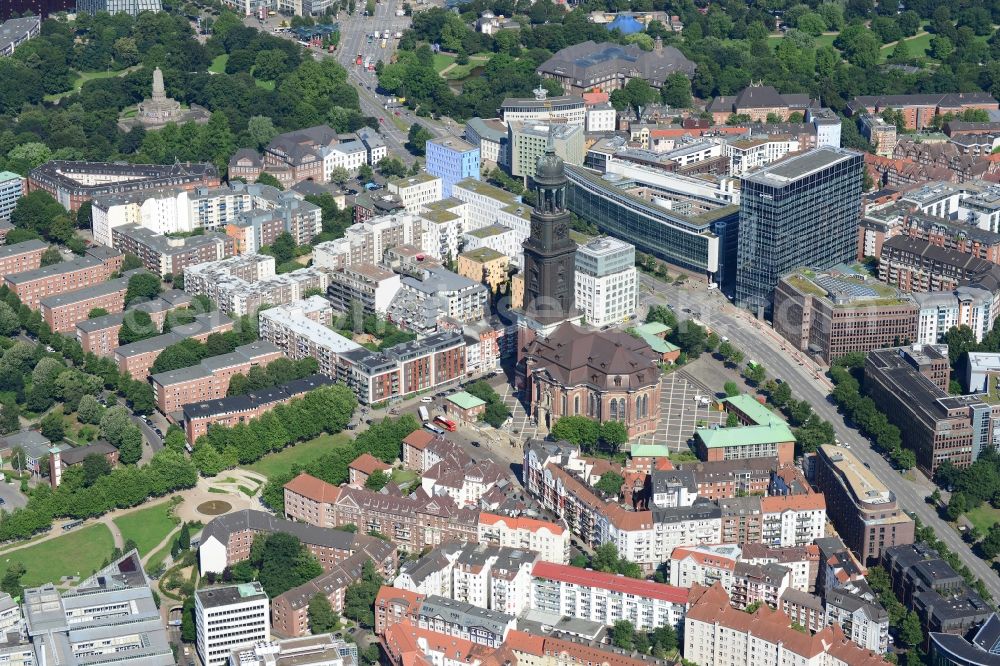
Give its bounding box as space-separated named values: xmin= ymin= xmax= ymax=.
xmin=654 ymin=36 xmax=663 ymax=54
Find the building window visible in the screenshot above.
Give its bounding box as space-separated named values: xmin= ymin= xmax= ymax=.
xmin=610 ymin=399 xmax=618 ymax=421
xmin=574 ymin=395 xmax=580 ymax=415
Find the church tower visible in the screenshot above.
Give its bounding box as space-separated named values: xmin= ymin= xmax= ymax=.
xmin=521 ymin=149 xmax=578 ymax=325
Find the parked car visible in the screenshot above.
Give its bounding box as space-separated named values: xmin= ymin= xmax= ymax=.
xmin=420 ymin=396 xmax=433 ymax=403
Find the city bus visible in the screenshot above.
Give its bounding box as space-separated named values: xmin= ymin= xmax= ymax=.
xmin=434 ymin=416 xmax=457 ymax=432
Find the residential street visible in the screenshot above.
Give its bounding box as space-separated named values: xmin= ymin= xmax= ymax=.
xmin=638 ymin=272 xmax=1000 ymax=601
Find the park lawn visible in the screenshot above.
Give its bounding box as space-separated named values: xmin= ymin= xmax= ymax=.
xmin=966 ymin=504 xmax=1000 ymax=533
xmin=209 ymin=54 xmax=229 ymax=74
xmin=0 ymin=523 xmax=114 ymax=588
xmin=43 ymin=67 xmax=137 ymax=102
xmin=441 ymin=54 xmax=490 ymax=80
xmin=392 ymin=468 xmax=418 ymax=486
xmin=245 ymin=433 xmax=353 ymax=479
xmin=880 ymin=32 xmax=934 ymax=61
xmin=255 ymin=78 xmax=276 ymax=90
xmin=113 ymin=502 xmax=178 ymax=556
xmin=432 ymin=53 xmax=456 ymax=73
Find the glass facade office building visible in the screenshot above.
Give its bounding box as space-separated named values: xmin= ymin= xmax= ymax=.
xmin=565 ymin=165 xmax=739 ymax=289
xmin=77 ymin=0 xmax=161 ymax=15
xmin=735 ymin=148 xmax=863 ymax=313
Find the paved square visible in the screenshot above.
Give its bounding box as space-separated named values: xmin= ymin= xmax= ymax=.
xmin=496 ymin=382 xmax=541 ymax=441
xmin=637 ymin=370 xmax=726 ymax=450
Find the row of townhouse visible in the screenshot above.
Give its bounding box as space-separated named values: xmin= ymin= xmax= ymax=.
xmin=685 ymin=582 xmax=892 ymax=666
xmin=525 ymin=440 xmax=826 ymax=574
xmin=283 ymin=472 xmax=480 ymax=551
xmin=395 ymin=542 xmax=537 ymax=616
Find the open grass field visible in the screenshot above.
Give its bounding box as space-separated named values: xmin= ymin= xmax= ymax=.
xmin=0 ymin=523 xmax=114 ymax=588
xmin=44 ymin=67 xmax=138 ymax=102
xmin=246 ymin=433 xmax=353 ymax=479
xmin=966 ymin=504 xmax=1000 ymax=533
xmin=209 ymin=54 xmax=229 ymax=74
xmin=113 ymin=502 xmax=178 ymax=556
xmin=432 ymin=53 xmax=456 ymax=72
xmin=255 ymin=78 xmax=276 ymax=90
xmin=880 ymin=32 xmax=933 ymax=61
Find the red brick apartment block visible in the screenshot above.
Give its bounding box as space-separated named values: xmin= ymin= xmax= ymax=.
xmin=75 ymin=290 xmax=195 ymax=357
xmin=151 ymin=341 xmax=282 ymax=416
xmin=114 ymin=312 xmax=234 ymax=380
xmin=40 ymin=276 xmax=130 ymax=333
xmin=0 ymin=240 xmax=48 ymax=280
xmin=5 ymin=255 xmax=115 ymax=310
xmin=182 ymin=375 xmax=333 ymax=444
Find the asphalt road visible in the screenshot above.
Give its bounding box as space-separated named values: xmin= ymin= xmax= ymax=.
xmin=637 ymin=272 xmax=1000 ymax=601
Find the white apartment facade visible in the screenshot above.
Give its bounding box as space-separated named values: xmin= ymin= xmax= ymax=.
xmin=478 ymin=513 xmax=570 ymax=564
xmin=530 ymin=562 xmax=687 ymax=631
xmin=462 ymin=224 xmax=521 ymax=266
xmin=324 ymin=141 xmax=368 ymax=177
xmin=388 ymin=174 xmax=444 ymax=212
xmin=586 ymin=104 xmax=617 ymax=133
xmin=914 ymin=287 xmax=997 ymax=344
xmin=668 ymin=544 xmax=740 ymax=590
xmin=760 ymin=496 xmax=826 ymax=548
xmin=725 ymin=136 xmax=800 ymax=176
xmin=195 ymin=583 xmax=270 ymax=666
xmin=574 ymin=237 xmax=637 ymax=327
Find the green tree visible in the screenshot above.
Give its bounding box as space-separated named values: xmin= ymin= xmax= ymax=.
xmin=899 ymin=611 xmax=924 ymax=648
xmin=406 ymin=123 xmax=434 ymax=156
xmin=255 ymin=172 xmax=284 ymax=190
xmin=81 ymin=453 xmax=112 ymax=486
xmin=118 ymin=311 xmax=157 ymax=346
xmin=343 ymin=560 xmax=383 ymax=628
xmin=595 ymin=471 xmax=624 ymax=496
xmin=745 ymin=363 xmax=766 ymax=384
xmin=0 ymin=562 xmax=26 ymax=600
xmin=724 ymin=381 xmax=740 ymax=397
xmin=77 ymin=395 xmax=104 ymax=425
xmin=40 ymin=246 xmax=62 ymax=267
xmin=247 ymin=115 xmax=278 ymax=150
xmin=365 ymin=469 xmax=390 ymax=491
xmin=612 ymin=620 xmax=635 ymax=650
xmin=308 ymin=593 xmax=339 ymax=633
xmin=40 ymin=411 xmax=64 ymax=442
xmin=599 ymin=421 xmax=628 ymax=452
xmin=661 ymin=72 xmax=692 ymax=108
xmin=124 ymin=273 xmax=162 ymax=307
xmin=645 ymin=305 xmax=677 ymax=329
xmin=550 ymin=415 xmax=600 ymax=452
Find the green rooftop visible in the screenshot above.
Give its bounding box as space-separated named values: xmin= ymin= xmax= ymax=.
xmin=447 ymin=391 xmax=486 ymax=410
xmin=630 ymin=444 xmax=670 ymax=457
xmin=631 ymin=322 xmax=678 ymax=355
xmin=467 ymin=224 xmax=511 ymax=239
xmin=460 ymin=247 xmax=506 ymax=263
xmin=0 ymin=172 xmax=23 ymax=183
xmin=696 ymin=422 xmax=795 ymax=448
xmin=455 ymin=178 xmax=520 ymax=204
xmin=388 ymin=172 xmax=440 ymax=187
xmin=722 ymin=394 xmax=777 ymax=426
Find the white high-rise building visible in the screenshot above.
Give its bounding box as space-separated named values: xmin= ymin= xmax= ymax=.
xmin=574 ymin=237 xmax=637 ymax=327
xmin=195 ymin=583 xmax=270 ymax=666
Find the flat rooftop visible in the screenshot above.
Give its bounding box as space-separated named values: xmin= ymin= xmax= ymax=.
xmin=196 ymin=582 xmax=267 ymax=609
xmin=743 ymin=147 xmax=859 ymax=186
xmin=819 ymin=444 xmax=895 ymax=506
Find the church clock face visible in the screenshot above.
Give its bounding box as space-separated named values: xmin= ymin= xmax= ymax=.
xmin=554 ymin=221 xmax=569 ymax=240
